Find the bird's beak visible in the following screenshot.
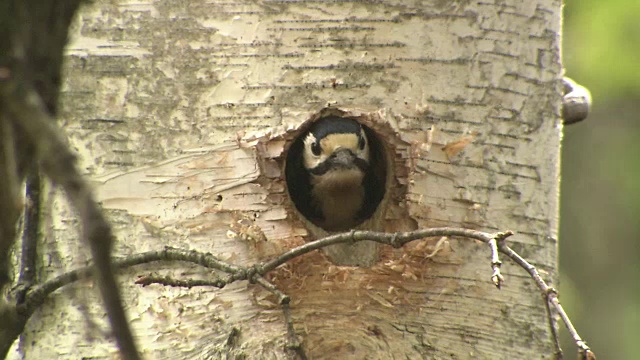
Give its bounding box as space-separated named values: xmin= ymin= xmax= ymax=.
xmin=328 ymin=148 xmax=368 ymax=172
xmin=329 ymin=148 xmax=356 ymax=167
xmin=309 ymin=148 xmax=368 ymax=176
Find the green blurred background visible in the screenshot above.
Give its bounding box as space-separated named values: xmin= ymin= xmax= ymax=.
xmin=561 ymin=0 xmax=640 ymax=359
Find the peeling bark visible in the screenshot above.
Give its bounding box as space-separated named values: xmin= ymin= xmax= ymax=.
xmin=11 ymin=0 xmax=563 ymax=359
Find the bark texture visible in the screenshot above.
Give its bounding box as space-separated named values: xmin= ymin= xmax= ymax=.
xmin=11 ymin=0 xmax=563 ymax=359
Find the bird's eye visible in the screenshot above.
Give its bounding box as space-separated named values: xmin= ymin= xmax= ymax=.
xmin=358 ymin=133 xmax=366 ymax=150
xmin=311 ymin=142 xmax=322 ymax=156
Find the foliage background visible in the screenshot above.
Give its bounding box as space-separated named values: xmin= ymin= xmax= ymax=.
xmin=561 ymin=1 xmax=640 ymax=359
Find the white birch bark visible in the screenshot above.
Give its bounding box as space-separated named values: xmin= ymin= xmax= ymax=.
xmin=10 ymin=0 xmax=563 ymax=358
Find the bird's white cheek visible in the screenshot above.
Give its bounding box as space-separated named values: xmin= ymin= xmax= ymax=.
xmin=303 ymin=155 xmax=326 ymax=170
xmin=361 ymin=145 xmax=370 ymax=161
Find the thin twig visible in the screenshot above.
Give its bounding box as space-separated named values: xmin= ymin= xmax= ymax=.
xmin=259 ymin=228 xmax=513 ymax=273
xmin=161 ymin=247 xmax=244 ymax=274
xmin=134 ymin=275 xmax=227 ymax=288
xmin=0 ymin=116 xmax=22 ymax=291
xmin=549 ymin=292 xmax=594 ymax=359
xmin=544 ymin=294 xmax=563 ymax=359
xmin=252 ymin=276 xmax=306 ymax=360
xmin=16 ymin=168 xmax=41 ymax=302
xmin=21 ymin=230 xmax=511 ymax=314
xmin=496 ymin=239 xmax=594 ymax=358
xmin=20 ymin=248 xmax=231 ymax=315
xmin=20 ymin=229 xmax=512 ymax=359
xmin=18 ymin=228 xmax=592 ymax=358
xmin=487 ymin=238 xmax=504 ymax=288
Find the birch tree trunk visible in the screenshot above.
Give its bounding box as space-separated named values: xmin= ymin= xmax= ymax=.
xmin=10 ymin=0 xmax=563 ymax=358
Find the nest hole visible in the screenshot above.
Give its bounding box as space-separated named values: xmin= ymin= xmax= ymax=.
xmin=284 ymin=115 xmax=389 ymax=231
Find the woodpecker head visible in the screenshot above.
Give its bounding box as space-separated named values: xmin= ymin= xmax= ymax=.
xmin=301 ymin=117 xmax=370 ymax=190
xmin=285 ymin=115 xmax=384 ymax=232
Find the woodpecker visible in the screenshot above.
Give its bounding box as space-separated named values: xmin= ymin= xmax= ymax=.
xmin=286 ymin=116 xmax=383 ymax=231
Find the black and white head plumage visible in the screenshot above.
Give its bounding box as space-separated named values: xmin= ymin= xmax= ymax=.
xmin=301 ymin=117 xmax=370 ymax=172
xmin=285 ymin=116 xmax=385 ymax=231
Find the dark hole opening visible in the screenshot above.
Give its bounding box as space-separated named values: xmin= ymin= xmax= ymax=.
xmin=285 ymin=116 xmax=387 ymax=231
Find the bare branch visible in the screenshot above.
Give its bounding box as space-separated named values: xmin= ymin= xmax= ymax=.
xmin=496 ymin=239 xmax=594 ymax=358
xmin=16 ymin=168 xmax=41 ymax=302
xmin=488 ymin=238 xmax=504 ymax=288
xmin=0 ymin=117 xmax=22 ymax=290
xmin=135 ymin=275 xmax=227 ymax=288
xmin=20 ymin=248 xmax=243 ymax=315
xmin=252 ymin=276 xmax=306 ymax=359
xmin=544 ymin=293 xmax=563 ymax=359
xmin=16 ymin=228 xmax=594 ymax=359
xmin=18 ymin=230 xmax=509 ymax=359
xmin=259 ymin=228 xmax=513 ymax=273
